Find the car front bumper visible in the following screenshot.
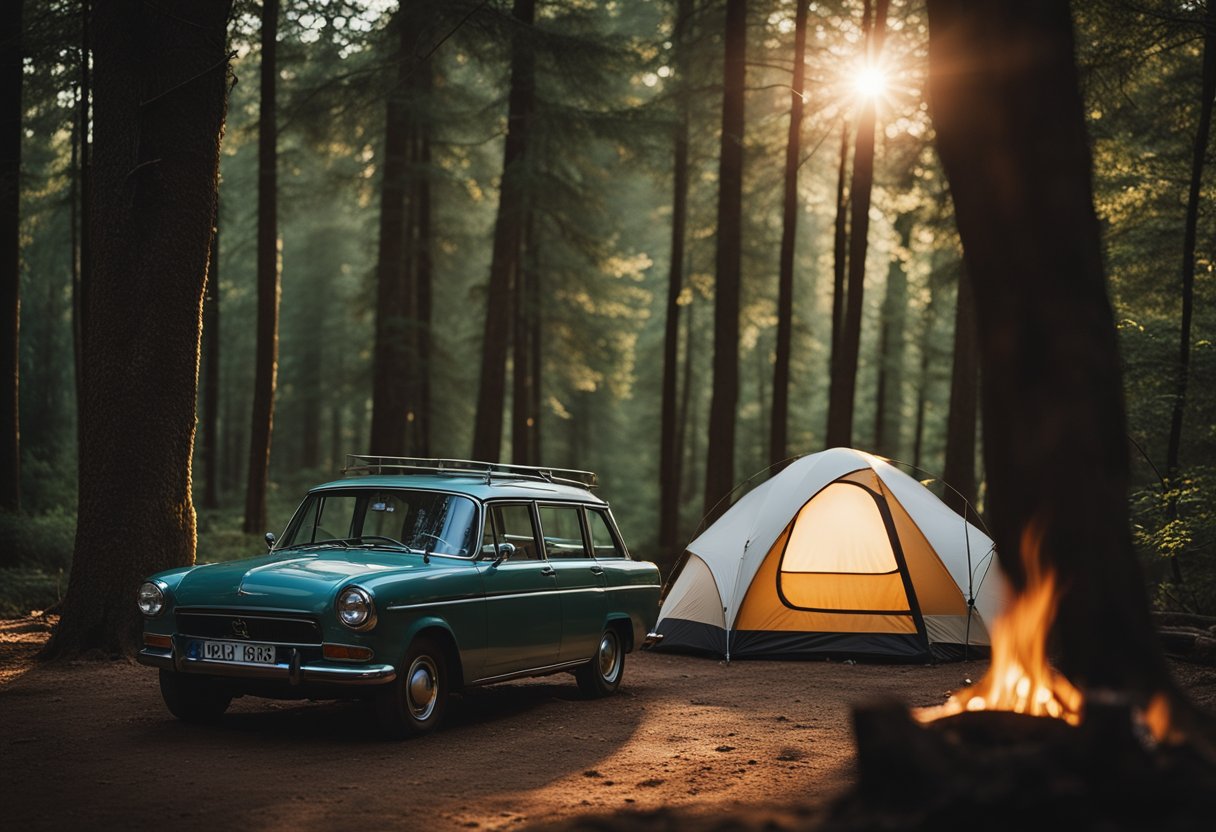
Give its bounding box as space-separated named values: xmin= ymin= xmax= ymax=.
xmin=137 ymin=647 xmax=397 ymax=686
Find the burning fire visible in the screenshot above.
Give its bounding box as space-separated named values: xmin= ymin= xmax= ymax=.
xmin=915 ymin=523 xmax=1084 ymax=725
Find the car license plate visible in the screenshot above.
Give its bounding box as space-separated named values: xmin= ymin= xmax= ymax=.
xmin=199 ymin=639 xmax=276 ymax=665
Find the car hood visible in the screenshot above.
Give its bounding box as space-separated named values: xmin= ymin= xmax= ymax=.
xmin=172 ymin=549 xmax=423 ymax=610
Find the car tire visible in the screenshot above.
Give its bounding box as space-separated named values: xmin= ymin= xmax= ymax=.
xmin=158 ymin=670 xmax=232 ymax=723
xmin=376 ymin=636 xmax=448 ymax=739
xmin=576 ymin=627 xmax=624 ymax=698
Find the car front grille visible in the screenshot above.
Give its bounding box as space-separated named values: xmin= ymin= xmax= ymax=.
xmin=175 ymin=609 xmax=323 ymax=645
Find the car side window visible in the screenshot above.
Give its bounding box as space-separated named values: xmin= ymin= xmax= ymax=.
xmin=538 ymin=505 xmax=590 ymax=559
xmin=492 ymin=503 xmax=540 ymax=560
xmin=586 ymin=509 xmax=625 ymax=559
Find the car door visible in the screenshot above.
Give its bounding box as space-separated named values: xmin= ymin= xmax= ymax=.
xmin=537 ymin=503 xmax=606 ymax=664
xmin=477 ymin=501 xmax=561 ymax=677
xmin=585 ymin=507 xmax=658 ymax=645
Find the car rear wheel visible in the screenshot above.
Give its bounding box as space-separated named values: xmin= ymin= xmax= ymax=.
xmin=376 ymin=636 xmax=448 ymax=739
xmin=576 ymin=627 xmax=624 ymax=698
xmin=158 ymin=670 xmax=232 ymax=723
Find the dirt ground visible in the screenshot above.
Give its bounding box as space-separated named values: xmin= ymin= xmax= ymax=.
xmin=3 ymin=616 xmax=1216 ymax=832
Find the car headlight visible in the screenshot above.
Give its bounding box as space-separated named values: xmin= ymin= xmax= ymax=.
xmin=336 ymin=586 xmax=376 ymax=631
xmin=137 ymin=581 xmax=166 ymax=617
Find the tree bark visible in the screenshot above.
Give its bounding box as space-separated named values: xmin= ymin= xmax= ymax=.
xmin=368 ymin=7 xmax=416 ymax=458
xmin=770 ymin=0 xmax=809 ymax=470
xmin=911 ymin=260 xmax=941 ymax=470
xmin=243 ymin=0 xmax=279 ymax=534
xmin=942 ymin=264 xmax=978 ymax=516
xmin=74 ymin=0 xmax=92 ymax=418
xmin=1163 ymin=0 xmax=1216 ymax=584
xmin=0 ymin=0 xmax=21 ymax=514
xmin=45 ymin=0 xmax=233 ymax=657
xmin=414 ymin=61 xmax=434 ymax=458
xmin=201 ymin=214 xmax=221 ymax=509
xmin=826 ymin=0 xmax=888 ymax=449
xmin=511 ymin=251 xmax=530 ymax=464
xmin=473 ymin=0 xmax=535 ymax=462
xmin=827 ymin=120 xmax=849 ymax=438
xmin=659 ymin=0 xmax=693 ymax=554
xmin=703 ymin=0 xmax=747 ymax=522
xmin=926 ymin=0 xmax=1178 ymax=705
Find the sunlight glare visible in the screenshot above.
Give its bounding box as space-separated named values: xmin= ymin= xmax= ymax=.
xmin=855 ymin=66 xmax=887 ymax=99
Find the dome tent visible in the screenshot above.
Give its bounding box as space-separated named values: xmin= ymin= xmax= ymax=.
xmin=653 ymin=448 xmax=1007 ymax=662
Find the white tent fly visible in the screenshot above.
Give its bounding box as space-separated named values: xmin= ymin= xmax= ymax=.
xmin=653 ymin=448 xmax=1007 ymax=662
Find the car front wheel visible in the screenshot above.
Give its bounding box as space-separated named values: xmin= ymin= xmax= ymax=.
xmin=576 ymin=627 xmax=624 ymax=698
xmin=158 ymin=670 xmax=232 ymax=723
xmin=376 ymin=636 xmax=448 ymax=739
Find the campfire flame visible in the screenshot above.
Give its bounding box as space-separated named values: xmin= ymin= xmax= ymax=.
xmin=915 ymin=523 xmax=1084 ymax=725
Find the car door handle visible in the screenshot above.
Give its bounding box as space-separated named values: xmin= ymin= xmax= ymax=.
xmin=589 ymin=565 xmax=604 ymax=575
xmin=539 ymin=566 xmax=555 ymax=577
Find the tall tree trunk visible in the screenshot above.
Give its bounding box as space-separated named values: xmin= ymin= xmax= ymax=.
xmin=827 ymin=119 xmax=849 ymax=443
xmin=368 ymin=8 xmax=415 ymax=458
xmin=941 ymin=265 xmax=978 ymax=516
xmin=926 ymin=0 xmax=1179 ymax=707
xmin=414 ymin=63 xmax=434 ymax=459
xmin=527 ymin=217 xmax=542 ymax=464
xmin=660 ymin=0 xmax=693 ymax=553
xmin=703 ymin=0 xmax=747 ymax=522
xmin=872 ymin=213 xmax=911 ymax=457
xmin=201 ymin=216 xmax=221 ymax=509
xmin=769 ymin=0 xmax=809 ymax=470
xmin=511 ymin=252 xmax=529 ymax=465
xmin=74 ymin=0 xmax=92 ymax=417
xmin=45 ymin=0 xmax=233 ymax=657
xmin=0 ymin=0 xmax=20 ymax=515
xmin=826 ymin=0 xmax=889 ymax=449
xmin=911 ymin=263 xmax=941 ymax=470
xmin=473 ymin=0 xmax=535 ymax=462
xmin=1163 ymin=0 xmax=1216 ymax=586
xmin=243 ymin=0 xmax=279 ymax=534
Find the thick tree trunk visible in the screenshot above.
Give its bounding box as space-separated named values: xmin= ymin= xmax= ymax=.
xmin=926 ymin=0 xmax=1178 ymax=704
xmin=659 ymin=0 xmax=693 ymax=554
xmin=45 ymin=0 xmax=233 ymax=657
xmin=826 ymin=0 xmax=888 ymax=449
xmin=473 ymin=0 xmax=535 ymax=462
xmin=243 ymin=0 xmax=279 ymax=534
xmin=872 ymin=213 xmax=911 ymax=458
xmin=368 ymin=8 xmax=415 ymax=458
xmin=1163 ymin=1 xmax=1216 ymax=585
xmin=201 ymin=217 xmax=221 ymax=510
xmin=0 ymin=0 xmax=20 ymax=514
xmin=770 ymin=0 xmax=809 ymax=470
xmin=703 ymin=0 xmax=747 ymax=522
xmin=942 ymin=265 xmax=978 ymax=516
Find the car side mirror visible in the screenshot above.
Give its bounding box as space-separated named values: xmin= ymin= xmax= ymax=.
xmin=492 ymin=542 xmax=515 ymax=566
xmin=265 ymin=532 xmax=276 ymax=551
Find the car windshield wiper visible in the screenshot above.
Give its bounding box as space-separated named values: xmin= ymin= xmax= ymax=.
xmin=346 ymin=535 xmax=412 ymax=551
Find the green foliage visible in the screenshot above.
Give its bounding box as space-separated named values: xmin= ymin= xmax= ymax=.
xmin=0 ymin=569 xmax=66 ymax=618
xmin=1133 ymin=466 xmax=1216 ymax=615
xmin=0 ymin=509 xmax=76 ymax=571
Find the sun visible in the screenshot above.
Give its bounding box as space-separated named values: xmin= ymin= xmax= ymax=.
xmin=854 ymin=65 xmax=888 ymax=99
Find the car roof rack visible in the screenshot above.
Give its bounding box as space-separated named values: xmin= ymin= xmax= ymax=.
xmin=342 ymin=455 xmax=599 ymax=490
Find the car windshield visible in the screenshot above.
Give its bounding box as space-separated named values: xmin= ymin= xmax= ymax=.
xmin=277 ymin=489 xmax=479 ymax=557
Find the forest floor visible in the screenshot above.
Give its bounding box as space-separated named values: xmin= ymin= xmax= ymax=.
xmin=3 ymin=615 xmax=1216 ymax=832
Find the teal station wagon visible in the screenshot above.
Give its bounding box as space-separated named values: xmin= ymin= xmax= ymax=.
xmin=136 ymin=457 xmax=661 ymax=738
